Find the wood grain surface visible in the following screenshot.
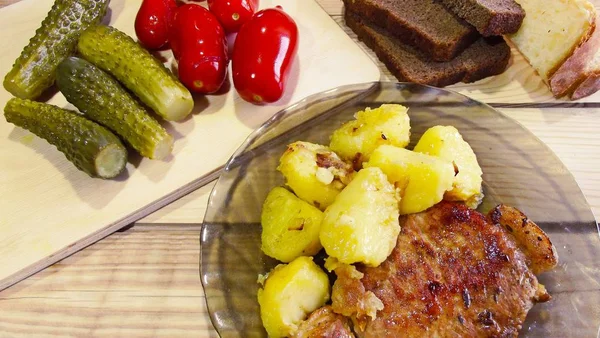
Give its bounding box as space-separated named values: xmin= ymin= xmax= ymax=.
xmin=1 ymin=0 xmax=600 ymax=337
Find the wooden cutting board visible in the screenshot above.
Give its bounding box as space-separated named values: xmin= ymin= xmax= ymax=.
xmin=0 ymin=0 xmax=380 ymax=290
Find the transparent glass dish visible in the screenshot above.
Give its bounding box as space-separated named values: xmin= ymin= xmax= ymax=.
xmin=200 ymin=82 xmax=600 ymax=337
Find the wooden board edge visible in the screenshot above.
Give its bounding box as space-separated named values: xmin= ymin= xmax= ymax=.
xmin=0 ymin=166 xmax=224 ymax=291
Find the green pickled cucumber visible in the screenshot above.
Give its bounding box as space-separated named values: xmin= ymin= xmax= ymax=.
xmin=78 ymin=25 xmax=194 ymax=121
xmin=3 ymin=0 xmax=109 ymax=99
xmin=57 ymin=57 xmax=174 ymax=160
xmin=4 ymin=98 xmax=127 ymax=179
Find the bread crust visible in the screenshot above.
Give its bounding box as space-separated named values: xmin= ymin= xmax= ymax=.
xmin=572 ymin=71 xmax=600 ymax=99
xmin=439 ymin=0 xmax=525 ymax=36
xmin=507 ymin=0 xmax=596 ymax=83
xmin=551 ymin=17 xmax=600 ymax=98
xmin=546 ymin=2 xmax=597 ymax=80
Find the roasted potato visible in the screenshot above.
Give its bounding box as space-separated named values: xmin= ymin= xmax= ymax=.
xmin=278 ymin=141 xmax=353 ymax=210
xmin=319 ymin=167 xmax=400 ymax=267
xmin=329 ymin=104 xmax=410 ymax=168
xmin=364 ymin=145 xmax=454 ymax=215
xmin=413 ymin=126 xmax=484 ymax=208
xmin=257 ymin=256 xmax=331 ymax=338
xmin=261 ymin=187 xmax=324 ymax=262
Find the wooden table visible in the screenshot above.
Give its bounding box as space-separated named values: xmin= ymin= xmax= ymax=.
xmin=0 ymin=0 xmax=598 ymax=336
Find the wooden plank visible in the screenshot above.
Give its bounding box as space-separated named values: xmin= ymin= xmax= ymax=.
xmin=0 ymin=226 xmax=218 ymax=337
xmin=499 ymin=108 xmax=600 ymax=220
xmin=137 ymin=181 xmax=215 ymax=224
xmin=0 ymin=0 xmax=380 ymax=291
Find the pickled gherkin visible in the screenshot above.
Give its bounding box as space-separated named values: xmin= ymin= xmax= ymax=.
xmin=78 ymin=25 xmax=194 ymax=121
xmin=57 ymin=57 xmax=174 ymax=160
xmin=3 ymin=0 xmax=109 ymax=99
xmin=4 ymin=98 xmax=127 ymax=179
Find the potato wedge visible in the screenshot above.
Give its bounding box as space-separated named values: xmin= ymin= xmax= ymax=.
xmin=278 ymin=141 xmax=353 ymax=210
xmin=261 ymin=187 xmax=324 ymax=262
xmin=413 ymin=126 xmax=483 ymax=208
xmin=258 ymin=256 xmax=331 ymax=338
xmin=329 ymin=104 xmax=410 ymax=168
xmin=365 ymin=145 xmax=454 ymax=215
xmin=320 ymin=167 xmax=400 ymax=267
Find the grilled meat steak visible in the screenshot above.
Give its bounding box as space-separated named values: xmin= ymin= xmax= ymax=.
xmin=330 ymin=201 xmax=555 ymax=337
xmin=293 ymin=306 xmax=355 ymax=338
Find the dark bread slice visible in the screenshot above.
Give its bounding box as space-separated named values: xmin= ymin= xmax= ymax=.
xmin=345 ymin=10 xmax=511 ymax=87
xmin=439 ymin=0 xmax=525 ymax=36
xmin=342 ymin=0 xmax=480 ymax=62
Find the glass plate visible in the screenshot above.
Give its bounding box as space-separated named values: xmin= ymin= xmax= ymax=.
xmin=200 ymin=82 xmax=600 ymax=337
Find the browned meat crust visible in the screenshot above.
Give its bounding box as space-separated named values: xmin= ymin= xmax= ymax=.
xmin=331 ymin=201 xmax=551 ymax=338
xmin=293 ymin=306 xmax=356 ymax=338
xmin=488 ymin=204 xmax=558 ymax=275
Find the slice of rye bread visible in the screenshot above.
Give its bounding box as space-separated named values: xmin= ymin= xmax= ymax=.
xmin=342 ymin=0 xmax=480 ymax=62
xmin=345 ymin=11 xmax=511 ymax=87
xmin=439 ymin=0 xmax=525 ymax=36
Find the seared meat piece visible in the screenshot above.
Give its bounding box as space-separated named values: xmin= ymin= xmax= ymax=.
xmin=330 ymin=262 xmax=383 ymax=330
xmin=489 ymin=204 xmax=558 ymax=275
xmin=331 ymin=201 xmax=553 ymax=337
xmin=293 ymin=306 xmax=355 ymax=338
